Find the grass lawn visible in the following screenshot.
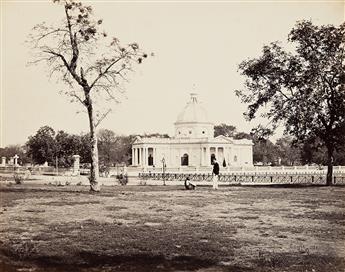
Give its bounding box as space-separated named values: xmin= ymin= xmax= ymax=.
xmin=0 ymin=183 xmax=344 ymax=271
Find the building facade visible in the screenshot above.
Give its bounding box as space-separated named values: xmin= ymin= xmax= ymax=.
xmin=131 ymin=94 xmax=253 ymax=169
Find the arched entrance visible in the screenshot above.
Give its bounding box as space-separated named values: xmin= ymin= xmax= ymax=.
xmin=181 ymin=153 xmax=189 ymax=166
xmin=148 ymin=148 xmax=154 ymax=166
xmin=210 ymin=153 xmax=216 ymax=165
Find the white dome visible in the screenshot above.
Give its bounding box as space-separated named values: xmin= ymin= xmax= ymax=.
xmin=175 ymin=93 xmax=211 ymax=124
xmin=174 ymin=93 xmax=214 ymax=139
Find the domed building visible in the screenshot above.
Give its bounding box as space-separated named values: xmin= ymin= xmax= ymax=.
xmin=131 ymin=94 xmax=253 ymax=170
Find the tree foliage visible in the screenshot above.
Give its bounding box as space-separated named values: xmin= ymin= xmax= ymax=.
xmin=26 ymin=126 xmax=57 ymax=165
xmin=275 ymin=136 xmax=301 ymax=166
xmin=55 ymin=130 xmax=84 ymax=167
xmin=236 ymin=21 xmax=345 ymax=184
xmin=97 ymin=129 xmax=119 ymax=168
xmin=300 ymin=136 xmax=345 ymax=166
xmin=214 ymin=124 xmax=237 ymax=137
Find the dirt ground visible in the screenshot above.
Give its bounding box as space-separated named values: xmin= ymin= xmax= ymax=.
xmin=0 ymin=183 xmax=344 ymax=272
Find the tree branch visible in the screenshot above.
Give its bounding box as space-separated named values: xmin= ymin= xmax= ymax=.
xmin=95 ymin=109 xmax=112 ymax=128
xmin=90 ymin=55 xmax=127 ymax=89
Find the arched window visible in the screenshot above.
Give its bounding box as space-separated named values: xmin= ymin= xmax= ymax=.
xmin=181 ymin=153 xmax=189 ymax=166
xmin=210 ymin=154 xmax=216 ymax=165
xmin=234 ymin=155 xmax=237 ymax=162
xmin=148 ymin=148 xmax=154 ymax=166
xmin=148 ymin=154 xmax=153 ymax=166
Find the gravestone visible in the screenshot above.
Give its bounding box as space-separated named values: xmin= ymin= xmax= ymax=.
xmin=1 ymin=157 xmax=5 ymax=167
xmin=13 ymin=154 xmax=19 ymax=166
xmin=72 ymin=155 xmax=80 ymax=175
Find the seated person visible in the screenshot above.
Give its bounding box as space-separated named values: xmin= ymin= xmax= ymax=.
xmin=184 ymin=177 xmax=196 ymax=190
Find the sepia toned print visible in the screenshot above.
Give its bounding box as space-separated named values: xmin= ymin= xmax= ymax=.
xmin=1 ymin=0 xmax=344 ymax=271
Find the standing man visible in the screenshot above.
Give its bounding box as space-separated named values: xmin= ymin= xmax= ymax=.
xmin=212 ymin=158 xmax=220 ymax=190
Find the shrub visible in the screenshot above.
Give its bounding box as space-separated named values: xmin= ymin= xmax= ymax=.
xmin=117 ymin=174 xmax=128 ymax=185
xmin=13 ymin=173 xmax=25 ymax=184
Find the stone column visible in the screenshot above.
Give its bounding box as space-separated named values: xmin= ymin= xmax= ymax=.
xmin=153 ymin=148 xmax=157 ymax=166
xmin=1 ymin=157 xmax=6 ymax=167
xmin=145 ymin=148 xmax=148 ymax=166
xmin=206 ymin=147 xmax=210 ymax=166
xmin=200 ymin=147 xmax=203 ymax=166
xmin=72 ymin=155 xmax=80 ymax=175
xmin=132 ymin=148 xmax=135 ymax=166
xmin=139 ymin=148 xmax=142 ymax=166
xmin=216 ymin=146 xmax=222 ymax=167
xmin=143 ymin=148 xmax=145 ymax=167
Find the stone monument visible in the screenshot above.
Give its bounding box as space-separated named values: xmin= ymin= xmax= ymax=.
xmin=13 ymin=154 xmax=19 ymax=166
xmin=1 ymin=157 xmax=6 ymax=167
xmin=72 ymin=155 xmax=80 ymax=176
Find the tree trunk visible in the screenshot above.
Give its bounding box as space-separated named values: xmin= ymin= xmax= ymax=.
xmin=87 ymin=99 xmax=100 ymax=192
xmin=326 ymin=146 xmax=334 ymax=186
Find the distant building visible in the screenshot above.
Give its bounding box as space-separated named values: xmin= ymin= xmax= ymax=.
xmin=131 ymin=93 xmax=253 ymax=169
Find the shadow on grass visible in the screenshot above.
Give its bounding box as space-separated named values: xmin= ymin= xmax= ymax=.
xmin=1 ymin=249 xmax=218 ymax=272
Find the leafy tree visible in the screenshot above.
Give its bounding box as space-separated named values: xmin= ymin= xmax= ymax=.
xmin=26 ymin=126 xmax=57 ymax=165
xmin=275 ymin=136 xmax=301 ymax=166
xmin=300 ymin=135 xmax=345 ymax=166
xmin=141 ymin=133 xmax=170 ymax=138
xmin=334 ymin=145 xmax=345 ymax=165
xmin=214 ymin=123 xmax=252 ymax=140
xmin=236 ymin=21 xmax=345 ymax=185
xmin=109 ymin=135 xmax=137 ymax=166
xmin=97 ymin=129 xmax=119 ymax=168
xmin=234 ymin=132 xmax=252 ymax=140
xmin=214 ymin=124 xmax=237 ymax=137
xmin=77 ymin=133 xmax=92 ymax=164
xmin=249 ymin=126 xmax=277 ymax=165
xmin=55 ymin=130 xmax=81 ymax=167
xmin=28 ymin=0 xmax=149 ymax=191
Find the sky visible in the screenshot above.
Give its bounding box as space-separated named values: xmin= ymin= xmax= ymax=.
xmin=1 ymin=0 xmax=344 ymax=147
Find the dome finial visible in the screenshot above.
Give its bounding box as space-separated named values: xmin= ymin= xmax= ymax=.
xmin=190 ymin=92 xmax=198 ymax=103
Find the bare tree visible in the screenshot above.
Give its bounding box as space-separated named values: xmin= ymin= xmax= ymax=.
xmin=28 ymin=0 xmax=149 ymax=191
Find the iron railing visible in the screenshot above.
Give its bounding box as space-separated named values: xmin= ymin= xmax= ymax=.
xmin=139 ymin=172 xmax=345 ymax=185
